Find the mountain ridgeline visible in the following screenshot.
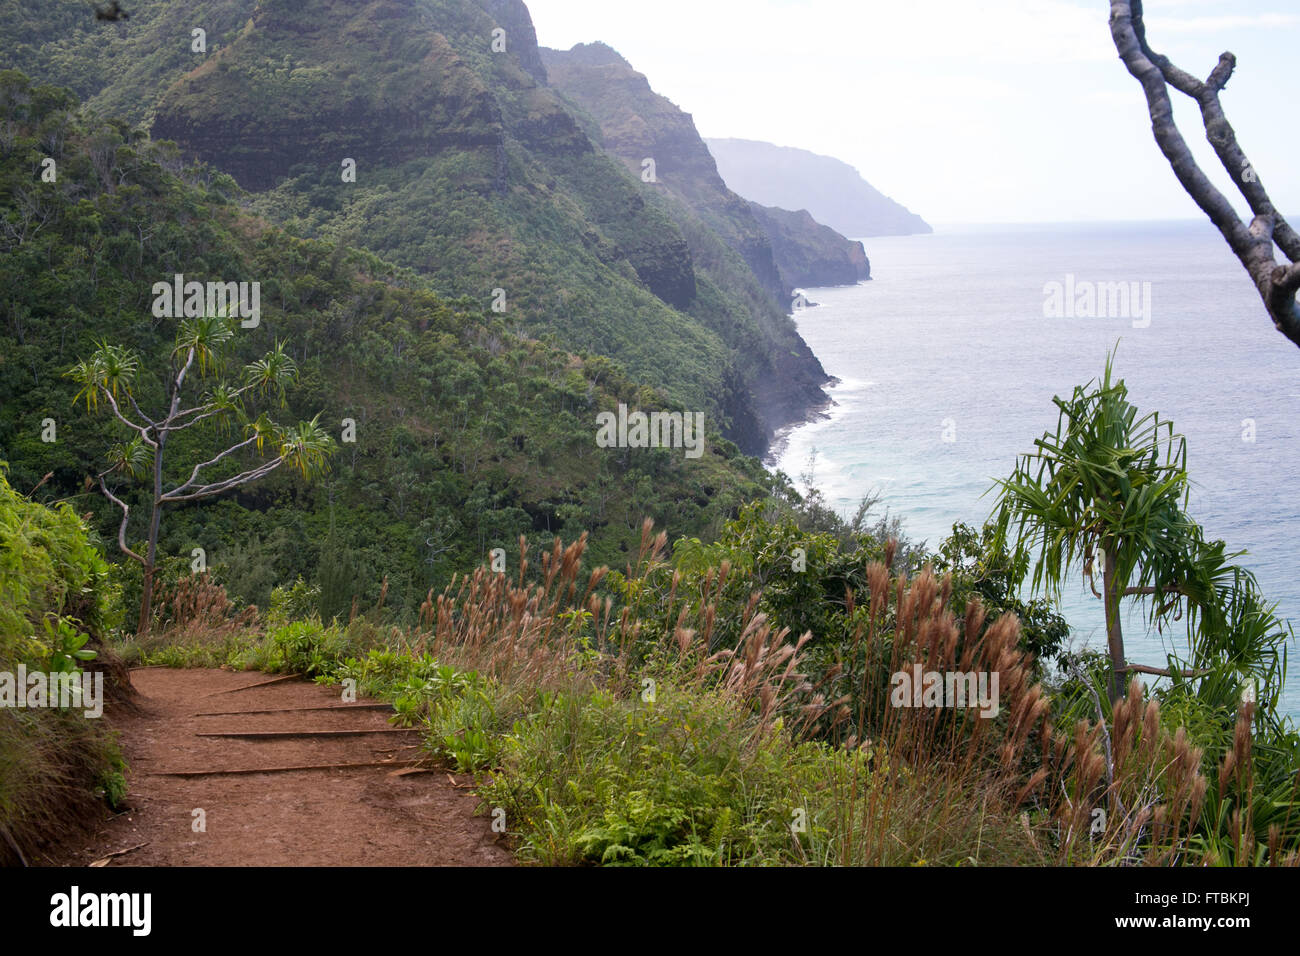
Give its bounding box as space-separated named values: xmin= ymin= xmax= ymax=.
xmin=537 ymin=40 xmax=861 ymax=432
xmin=0 ymin=0 xmax=922 ymax=619
xmin=0 ymin=0 xmax=903 ymax=456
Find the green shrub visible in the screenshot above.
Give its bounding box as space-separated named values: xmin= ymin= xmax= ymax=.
xmin=267 ymin=577 xmax=323 ymax=627
xmin=0 ymin=467 xmax=125 ymax=863
xmin=477 ymin=683 xmax=821 ymax=866
xmin=0 ymin=466 xmax=121 ymax=662
xmin=263 ymin=619 xmax=350 ymax=677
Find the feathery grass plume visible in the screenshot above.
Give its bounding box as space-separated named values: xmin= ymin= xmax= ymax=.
xmin=156 ymin=573 xmax=255 ymax=644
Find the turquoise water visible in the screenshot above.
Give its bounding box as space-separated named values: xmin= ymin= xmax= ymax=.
xmin=769 ymin=221 xmax=1300 ymax=719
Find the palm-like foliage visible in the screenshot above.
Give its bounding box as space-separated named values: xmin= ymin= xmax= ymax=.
xmin=244 ymin=340 xmax=297 ymax=402
xmin=993 ymin=352 xmax=1188 ymax=601
xmin=248 ymin=412 xmax=276 ymax=455
xmin=276 ymin=415 xmax=336 ymax=480
xmin=992 ymin=353 xmax=1299 ymax=858
xmin=107 ymin=437 xmax=152 ymax=481
xmin=174 ymin=314 xmax=234 ymax=377
xmin=991 ymin=350 xmax=1289 ymax=715
xmin=201 ymin=382 xmax=245 ymax=435
xmin=67 ymin=342 xmax=140 ymax=411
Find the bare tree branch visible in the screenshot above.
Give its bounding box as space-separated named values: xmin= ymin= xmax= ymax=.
xmin=163 ymin=379 xmax=260 ymax=432
xmin=166 ymin=345 xmax=197 ymax=423
xmin=163 ymin=434 xmax=260 ymax=499
xmin=160 ymin=457 xmax=284 ymax=503
xmin=127 ymin=392 xmax=156 ymax=428
xmin=98 ymin=475 xmax=144 ymax=566
xmin=101 ymin=388 xmax=157 ymax=448
xmin=1123 ymin=662 xmax=1215 ymax=678
xmin=1109 ymin=0 xmax=1300 ymax=346
xmin=161 ymin=406 xmax=227 ymax=433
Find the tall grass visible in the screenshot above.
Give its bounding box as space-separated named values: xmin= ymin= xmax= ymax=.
xmin=115 ymin=519 xmax=1300 ymax=866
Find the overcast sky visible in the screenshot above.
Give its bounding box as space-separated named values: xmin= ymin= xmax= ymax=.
xmin=524 ymin=0 xmax=1299 ymax=225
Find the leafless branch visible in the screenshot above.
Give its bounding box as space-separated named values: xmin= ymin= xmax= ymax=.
xmin=161 ymin=458 xmax=284 ymax=503
xmin=1123 ymin=662 xmax=1215 ymax=678
xmin=166 ymin=345 xmax=197 ymax=422
xmin=101 ymin=388 xmax=157 ymax=448
xmin=164 ymin=434 xmax=260 ymax=499
xmin=163 ymin=380 xmax=259 ymax=432
xmin=98 ymin=476 xmax=144 ymax=565
xmin=1109 ymin=0 xmax=1300 ymax=346
xmin=126 ymin=392 xmax=156 ymax=428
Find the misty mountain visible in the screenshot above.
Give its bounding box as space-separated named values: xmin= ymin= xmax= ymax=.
xmin=704 ymin=137 xmax=931 ymax=238
xmin=542 ymin=42 xmax=868 ymax=298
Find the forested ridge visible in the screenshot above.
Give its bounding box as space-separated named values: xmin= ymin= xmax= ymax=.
xmin=0 ymin=72 xmax=779 ymax=622
xmin=1 ymin=0 xmax=849 ymax=456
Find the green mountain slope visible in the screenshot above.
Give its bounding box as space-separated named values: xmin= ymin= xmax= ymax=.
xmin=0 ymin=0 xmax=835 ymax=454
xmin=538 ymin=41 xmax=833 ymax=440
xmin=0 ymin=72 xmax=775 ymax=622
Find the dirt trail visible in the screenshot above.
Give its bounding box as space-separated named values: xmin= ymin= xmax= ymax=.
xmin=50 ymin=668 xmax=512 ymax=866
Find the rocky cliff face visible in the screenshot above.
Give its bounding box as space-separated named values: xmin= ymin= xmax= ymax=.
xmin=151 ymin=0 xmax=582 ymax=192
xmin=749 ymin=204 xmax=871 ymax=288
xmin=540 ymin=43 xmax=788 ymax=306
xmin=477 ymin=0 xmax=548 ymax=84
xmin=149 ymin=2 xmax=707 ymax=309
xmin=540 ymin=41 xmax=833 ymax=439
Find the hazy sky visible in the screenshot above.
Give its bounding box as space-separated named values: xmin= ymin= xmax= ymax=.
xmin=524 ymin=0 xmax=1299 ymax=225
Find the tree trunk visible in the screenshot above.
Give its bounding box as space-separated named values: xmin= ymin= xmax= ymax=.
xmin=1109 ymin=1 xmax=1300 ymax=347
xmin=137 ymin=501 xmax=162 ymax=635
xmin=1102 ymin=546 xmax=1127 ymax=703
xmin=138 ymin=436 xmax=166 ymax=635
xmin=137 ymin=564 xmax=153 ymax=634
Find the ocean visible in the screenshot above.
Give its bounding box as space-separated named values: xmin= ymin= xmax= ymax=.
xmin=768 ymin=220 xmax=1300 ymax=719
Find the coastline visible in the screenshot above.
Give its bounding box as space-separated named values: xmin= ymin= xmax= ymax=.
xmin=763 ymin=374 xmax=840 ymax=470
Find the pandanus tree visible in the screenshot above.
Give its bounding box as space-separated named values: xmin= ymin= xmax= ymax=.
xmin=991 ymin=352 xmax=1290 ymax=717
xmin=68 ymin=314 xmax=335 ymax=632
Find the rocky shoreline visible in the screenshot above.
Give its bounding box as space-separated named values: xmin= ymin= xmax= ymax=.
xmin=762 ymin=374 xmax=841 ymax=469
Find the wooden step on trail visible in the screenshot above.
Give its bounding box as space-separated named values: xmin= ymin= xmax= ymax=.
xmin=195 ymin=728 xmax=421 ymax=740
xmin=148 ymin=759 xmax=423 ymax=777
xmin=191 ymin=703 xmax=394 ymax=717
xmin=64 ymin=667 xmax=513 ymax=867
xmin=200 ymin=673 xmax=305 ymax=697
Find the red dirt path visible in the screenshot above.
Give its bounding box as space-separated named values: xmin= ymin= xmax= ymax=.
xmin=46 ymin=667 xmax=513 ymax=867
